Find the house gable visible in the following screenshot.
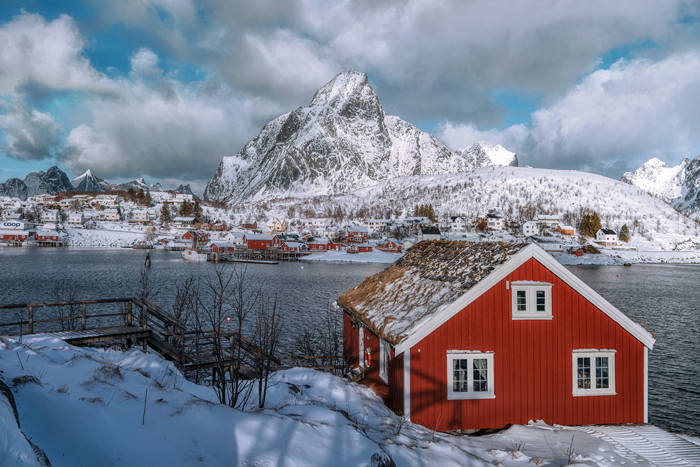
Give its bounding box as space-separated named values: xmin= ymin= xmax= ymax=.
xmin=395 ymin=244 xmax=654 ymax=355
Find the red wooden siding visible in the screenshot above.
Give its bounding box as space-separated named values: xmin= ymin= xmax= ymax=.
xmin=408 ymin=257 xmax=645 ymax=431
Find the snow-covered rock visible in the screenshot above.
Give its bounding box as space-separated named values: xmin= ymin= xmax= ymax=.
xmin=204 ymin=71 xmax=513 ymax=204
xmin=0 ymin=166 xmax=72 ymax=200
xmin=71 ymin=169 xmax=104 ymax=192
xmin=621 ymin=155 xmax=700 ymax=217
xmin=456 ymin=141 xmax=518 ymax=169
xmin=99 ymin=177 xmax=164 ymax=193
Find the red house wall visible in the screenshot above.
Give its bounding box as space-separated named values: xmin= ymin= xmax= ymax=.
xmin=404 ymin=257 xmax=645 ymax=431
xmin=246 ymin=240 xmax=271 ymax=250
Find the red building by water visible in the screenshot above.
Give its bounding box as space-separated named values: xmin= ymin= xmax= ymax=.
xmin=338 ymin=241 xmax=654 ymax=431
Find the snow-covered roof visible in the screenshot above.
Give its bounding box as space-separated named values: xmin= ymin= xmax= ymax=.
xmin=245 ymin=233 xmax=275 ymax=240
xmin=339 ymin=241 xmax=656 ymax=354
xmin=338 ymin=241 xmax=528 ymax=345
xmin=600 ymin=228 xmax=617 ymax=235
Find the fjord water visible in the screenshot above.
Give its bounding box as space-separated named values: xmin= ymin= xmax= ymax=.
xmin=0 ymin=248 xmax=698 ymax=436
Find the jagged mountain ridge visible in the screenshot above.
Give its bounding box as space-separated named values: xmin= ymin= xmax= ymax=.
xmin=72 ymin=170 xmax=104 ymax=192
xmin=621 ymin=155 xmax=700 ymax=216
xmin=204 ymin=71 xmax=518 ymax=204
xmin=0 ymin=166 xmax=73 ymax=200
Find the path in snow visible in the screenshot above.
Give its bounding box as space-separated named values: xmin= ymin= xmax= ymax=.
xmin=568 ymin=424 xmax=700 ymax=466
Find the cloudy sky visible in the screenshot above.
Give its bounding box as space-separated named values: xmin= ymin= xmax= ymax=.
xmin=1 ymin=0 xmax=700 ymax=193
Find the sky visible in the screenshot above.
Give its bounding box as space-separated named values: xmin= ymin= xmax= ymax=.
xmin=1 ymin=0 xmax=700 ymax=194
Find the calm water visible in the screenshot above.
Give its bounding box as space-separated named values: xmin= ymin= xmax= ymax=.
xmin=0 ymin=248 xmax=698 ymax=436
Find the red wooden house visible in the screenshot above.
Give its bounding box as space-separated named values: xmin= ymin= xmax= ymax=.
xmin=347 ymin=226 xmax=369 ymax=244
xmin=281 ymin=241 xmax=307 ymax=252
xmin=36 ymin=231 xmax=59 ymax=242
xmin=338 ymin=241 xmax=654 ymax=431
xmin=347 ymin=244 xmax=372 ymax=254
xmin=242 ymin=222 xmax=258 ymax=230
xmin=181 ymin=231 xmax=208 ymax=243
xmin=0 ymin=230 xmax=31 ymax=241
xmin=209 ymin=242 xmax=235 ymax=254
xmin=375 ymin=239 xmax=402 ymax=253
xmin=243 ymin=233 xmax=274 ymax=250
xmin=307 ymin=238 xmax=331 ymax=251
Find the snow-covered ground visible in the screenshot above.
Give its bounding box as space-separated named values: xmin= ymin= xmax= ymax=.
xmin=2 ymin=336 xmax=700 ymax=467
xmin=301 ymin=250 xmax=402 ymax=263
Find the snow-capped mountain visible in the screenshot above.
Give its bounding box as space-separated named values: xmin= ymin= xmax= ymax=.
xmin=0 ymin=166 xmax=73 ymax=200
xmin=72 ymin=169 xmax=104 ymax=192
xmin=175 ymin=184 xmax=197 ymax=197
xmin=456 ymin=141 xmax=518 ymax=169
xmin=621 ymin=155 xmax=700 ymax=216
xmin=100 ymin=177 xmax=164 ymax=193
xmin=204 ymin=71 xmax=517 ymax=204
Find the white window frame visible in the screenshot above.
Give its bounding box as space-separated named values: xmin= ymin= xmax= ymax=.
xmin=379 ymin=340 xmax=390 ymax=384
xmin=446 ymin=351 xmax=495 ymax=400
xmin=511 ymin=281 xmax=553 ymax=320
xmin=572 ymin=350 xmax=616 ymax=396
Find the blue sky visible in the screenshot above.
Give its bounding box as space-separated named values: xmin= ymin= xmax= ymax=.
xmin=1 ymin=0 xmax=700 ymax=193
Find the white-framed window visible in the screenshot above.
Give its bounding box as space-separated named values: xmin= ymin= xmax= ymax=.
xmin=447 ymin=351 xmax=495 ymax=400
xmin=511 ymin=281 xmax=553 ymax=319
xmin=379 ymin=339 xmax=390 ymax=383
xmin=572 ymin=350 xmax=616 ymax=396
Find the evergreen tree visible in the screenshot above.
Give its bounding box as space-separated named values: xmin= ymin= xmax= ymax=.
xmin=193 ymin=201 xmax=203 ymax=222
xmin=619 ymin=224 xmax=630 ymax=242
xmin=160 ymin=201 xmax=171 ymax=224
xmin=591 ymin=212 xmax=602 ymax=234
xmin=144 ymin=192 xmax=152 ymax=206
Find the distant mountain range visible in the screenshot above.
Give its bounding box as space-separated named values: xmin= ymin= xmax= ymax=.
xmin=0 ymin=167 xmax=173 ymax=200
xmin=621 ymin=155 xmax=700 ymax=216
xmin=204 ymin=70 xmax=517 ymax=204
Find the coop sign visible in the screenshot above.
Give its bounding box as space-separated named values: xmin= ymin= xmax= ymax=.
xmin=2 ymin=222 xmax=22 ymax=229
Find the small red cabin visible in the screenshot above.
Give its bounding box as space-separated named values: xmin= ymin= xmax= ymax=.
xmin=182 ymin=231 xmax=208 ymax=243
xmin=375 ymin=239 xmax=402 ymax=253
xmin=338 ymin=241 xmax=654 ymax=431
xmin=36 ymin=231 xmax=59 ymax=241
xmin=243 ymin=233 xmax=274 ymax=250
xmin=0 ymin=230 xmax=31 ymax=241
xmin=307 ymin=238 xmax=331 ymax=251
xmin=281 ymin=241 xmax=307 ymax=252
xmin=209 ymin=242 xmax=235 ymax=254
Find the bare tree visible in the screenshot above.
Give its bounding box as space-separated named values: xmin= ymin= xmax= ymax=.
xmin=254 ymin=295 xmax=283 ymax=408
xmin=53 ymin=279 xmax=79 ymax=331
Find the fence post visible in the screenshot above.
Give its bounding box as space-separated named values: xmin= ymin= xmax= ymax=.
xmin=127 ymin=301 xmax=132 ymax=326
xmin=141 ymin=304 xmax=148 ymax=351
xmin=81 ymin=303 xmax=87 ymax=330
xmin=179 ymin=327 xmax=185 ymax=364
xmin=229 ymin=334 xmax=235 ymax=382
xmin=27 ymin=306 xmax=33 ymax=334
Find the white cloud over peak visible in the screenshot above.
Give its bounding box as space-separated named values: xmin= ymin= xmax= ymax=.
xmin=0 ymin=100 xmax=62 ymax=160
xmin=438 ymin=52 xmax=700 ymax=176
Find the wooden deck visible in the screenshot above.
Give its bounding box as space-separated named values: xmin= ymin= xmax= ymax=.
xmin=36 ymin=325 xmax=149 ymax=345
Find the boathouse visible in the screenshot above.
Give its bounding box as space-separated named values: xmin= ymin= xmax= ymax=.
xmin=338 ymin=241 xmax=655 ymax=431
xmin=243 ymin=233 xmax=274 ymax=250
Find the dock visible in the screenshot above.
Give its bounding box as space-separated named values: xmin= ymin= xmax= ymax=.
xmin=0 ymin=297 xmax=279 ymax=380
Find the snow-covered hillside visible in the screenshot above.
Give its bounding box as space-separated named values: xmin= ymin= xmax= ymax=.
xmin=3 ymin=335 xmax=699 ymax=466
xmin=204 ymin=71 xmax=517 ymax=204
xmin=219 ymin=166 xmax=700 ymax=251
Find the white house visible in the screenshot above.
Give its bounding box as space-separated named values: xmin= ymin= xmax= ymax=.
xmin=535 ymin=214 xmax=561 ymax=229
xmin=419 ymin=226 xmax=441 ymax=241
xmin=93 ymin=195 xmax=120 ymax=206
xmin=42 ymin=209 xmax=61 ymax=223
xmin=305 ymin=218 xmax=333 ymax=229
xmin=530 ymin=235 xmax=565 ymax=253
xmin=133 ymin=210 xmax=150 ymax=222
xmin=486 ymin=212 xmax=506 ymax=231
xmin=450 ymin=216 xmax=468 ymax=234
xmin=104 ymin=209 xmax=120 ymax=221
xmin=522 ymin=221 xmax=539 ymax=237
xmin=312 ymin=226 xmax=339 ymax=239
xmin=363 ymin=219 xmax=391 ymax=233
xmin=173 ymin=216 xmax=195 ymax=228
xmin=0 ymin=219 xmax=34 ymax=230
xmin=68 ymin=213 xmax=85 ymax=225
xmin=595 ymin=228 xmax=618 ymax=246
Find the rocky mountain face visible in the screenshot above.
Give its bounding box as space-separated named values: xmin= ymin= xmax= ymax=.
xmin=175 ymin=184 xmax=197 ymax=197
xmin=621 ymin=155 xmax=700 ymax=216
xmin=204 ymin=71 xmax=518 ymax=204
xmin=99 ymin=177 xmax=164 ymax=193
xmin=457 ymin=141 xmax=518 ymax=168
xmin=0 ymin=166 xmax=73 ymax=200
xmin=72 ymin=170 xmax=104 ymax=192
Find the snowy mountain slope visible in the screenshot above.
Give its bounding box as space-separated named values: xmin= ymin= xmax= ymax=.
xmin=71 ymin=169 xmax=104 ymax=192
xmin=100 ymin=177 xmax=164 ymax=193
xmin=622 ymin=155 xmax=700 ymax=216
xmin=0 ymin=166 xmax=72 ymax=200
xmin=204 ymin=71 xmax=516 ymax=204
xmin=456 ymin=141 xmax=518 ymax=168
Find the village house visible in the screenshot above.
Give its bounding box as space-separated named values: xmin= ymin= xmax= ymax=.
xmin=596 ymin=228 xmax=619 ymax=246
xmin=262 ymin=219 xmax=287 ymax=234
xmin=419 ymin=226 xmax=441 ymax=241
xmin=363 ymin=219 xmax=391 ymax=233
xmin=208 ymin=241 xmax=235 ymax=254
xmin=41 ymin=209 xmax=61 ymax=224
xmin=281 ymin=241 xmax=308 ymax=253
xmin=529 ymin=235 xmax=565 ymax=253
xmin=0 ymin=229 xmax=32 ymax=242
xmin=347 ymin=225 xmax=369 ymax=244
xmin=132 ymin=210 xmax=150 ymax=223
xmin=535 ymin=214 xmax=561 ymax=230
xmin=181 ymin=231 xmax=208 ymax=244
xmin=172 ymin=193 xmax=194 ymax=206
xmin=172 ymin=216 xmax=195 ymax=228
xmin=450 ymin=217 xmax=468 ymax=235
xmin=485 ymin=212 xmax=506 ymax=231
xmin=311 ymin=226 xmax=339 ymax=239
xmin=68 ymin=213 xmax=85 ymax=226
xmin=522 ymin=221 xmax=539 ymax=237
xmin=1 ymin=220 xmax=34 ymax=231
xmin=305 ymin=218 xmax=333 ymax=230
xmin=557 ymin=225 xmax=576 ymax=235
xmin=338 ymin=241 xmax=655 ymax=431
xmin=375 ymin=239 xmax=402 ymax=253
xmin=104 ymin=209 xmax=120 ymax=222
xmin=243 ymin=233 xmax=275 ymax=250
xmin=223 ymin=231 xmax=246 ymax=245
xmin=241 ymin=221 xmax=258 ymax=230
xmin=93 ymin=195 xmax=120 ymax=207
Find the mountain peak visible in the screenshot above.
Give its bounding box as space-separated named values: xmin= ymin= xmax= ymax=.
xmin=308 ymin=71 xmax=381 ymax=120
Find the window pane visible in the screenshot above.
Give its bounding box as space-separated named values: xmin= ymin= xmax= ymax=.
xmin=473 ymin=358 xmax=488 ymax=392
xmin=577 ymin=357 xmax=591 ymax=389
xmin=517 ymin=290 xmax=527 ymax=311
xmin=536 ymin=290 xmax=546 ymax=312
xmin=453 ymin=359 xmax=469 ymax=392
xmin=595 ymin=357 xmax=609 ymax=389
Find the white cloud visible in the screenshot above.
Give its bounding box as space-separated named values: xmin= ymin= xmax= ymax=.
xmin=437 ymin=52 xmax=700 ymax=176
xmin=0 ymin=100 xmax=61 ymax=160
